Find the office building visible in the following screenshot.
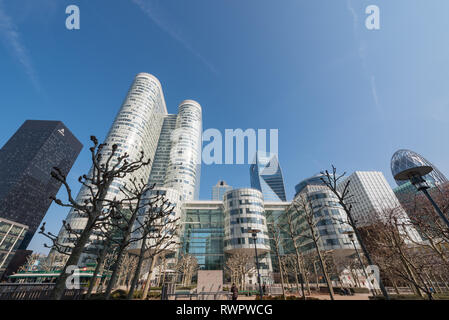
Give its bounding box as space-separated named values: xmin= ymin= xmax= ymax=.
xmin=162 ymin=100 xmax=202 ymax=201
xmin=337 ymin=171 xmax=422 ymax=242
xmin=179 ymin=189 xmax=280 ymax=284
xmin=0 ymin=218 xmax=28 ymax=278
xmin=0 ymin=120 xmax=82 ymax=249
xmin=55 ymin=73 xmax=168 ymax=265
xmin=250 ymin=152 xmax=287 ymax=202
xmin=291 ymin=174 xmax=359 ymax=255
xmin=212 ymin=180 xmax=232 ymax=201
xmin=54 ymin=74 xmax=202 ymax=266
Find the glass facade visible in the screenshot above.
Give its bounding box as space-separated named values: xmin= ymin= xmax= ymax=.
xmin=0 ymin=218 xmax=28 ymax=277
xmin=391 ymin=149 xmax=448 ymax=187
xmin=163 ymin=100 xmax=202 ymax=201
xmin=250 ymin=152 xmax=287 ymax=202
xmin=223 ymin=188 xmax=270 ymax=253
xmin=291 ymin=188 xmax=356 ymax=254
xmin=56 ymin=73 xmax=168 ymax=265
xmin=294 ymin=174 xmax=326 ymax=196
xmin=180 ymin=203 xmax=225 ymax=270
xmin=338 ymin=171 xmax=422 ymax=243
xmin=0 ymin=120 xmax=82 ymax=249
xmin=212 ymin=180 xmax=233 ymax=201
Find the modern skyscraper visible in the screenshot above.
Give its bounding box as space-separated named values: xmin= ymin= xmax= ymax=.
xmin=56 ymin=73 xmax=169 ymax=265
xmin=148 ymin=114 xmax=178 ymax=188
xmin=162 ymin=100 xmax=202 ymax=201
xmin=391 ymin=149 xmax=448 ymax=187
xmin=212 ymin=180 xmax=232 ymax=201
xmin=250 ymin=152 xmax=287 ymax=202
xmin=54 ymin=74 xmax=203 ymax=266
xmin=0 ymin=120 xmax=82 ymax=249
xmin=337 ymin=171 xmax=422 ymax=242
xmin=223 ymin=188 xmax=272 ymax=282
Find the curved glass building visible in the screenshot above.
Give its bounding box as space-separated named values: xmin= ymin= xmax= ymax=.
xmin=54 ymin=73 xmax=169 ymax=265
xmin=293 ymin=175 xmax=359 ymax=254
xmin=223 ymin=188 xmax=270 ymax=254
xmin=294 ymin=173 xmax=326 ymax=197
xmin=391 ymin=149 xmax=448 ymax=187
xmin=163 ymin=100 xmax=202 ymax=201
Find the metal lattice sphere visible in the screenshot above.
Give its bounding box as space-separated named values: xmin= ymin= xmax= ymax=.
xmin=391 ymin=149 xmax=448 ymax=186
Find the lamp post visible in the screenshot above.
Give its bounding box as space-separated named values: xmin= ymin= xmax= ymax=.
xmin=248 ymin=229 xmax=264 ymax=299
xmin=394 ymin=166 xmax=449 ymax=229
xmin=344 ymin=231 xmax=376 ymax=297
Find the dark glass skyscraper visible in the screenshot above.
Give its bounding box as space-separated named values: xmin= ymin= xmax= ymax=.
xmin=0 ymin=120 xmax=82 ymax=249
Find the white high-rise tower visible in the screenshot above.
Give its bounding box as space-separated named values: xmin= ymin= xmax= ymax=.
xmin=163 ymin=100 xmax=202 ymax=201
xmin=54 ymin=73 xmax=168 ymax=265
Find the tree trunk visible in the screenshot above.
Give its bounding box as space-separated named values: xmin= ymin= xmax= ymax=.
xmin=86 ymin=240 xmax=110 ymax=299
xmin=314 ymin=245 xmax=334 ymax=300
xmin=141 ymin=255 xmax=158 ymax=300
xmin=392 ymin=278 xmax=400 ymax=295
xmin=293 ymin=263 xmax=300 ymax=296
xmin=128 ymin=243 xmax=147 ymax=299
xmin=277 ymin=254 xmax=286 ymax=298
xmin=440 ymin=275 xmax=449 ymax=292
xmin=313 ymin=261 xmax=320 ymax=292
xmin=51 ymin=217 xmax=96 ymax=300
xmin=104 ymin=245 xmax=127 ymax=300
xmin=293 ymin=244 xmax=306 ymax=300
xmin=345 ymin=206 xmax=390 ymax=299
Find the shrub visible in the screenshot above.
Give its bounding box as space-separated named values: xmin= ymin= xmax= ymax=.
xmin=110 ymin=289 xmax=128 ymax=299
xmin=350 ymin=287 xmax=370 ymax=294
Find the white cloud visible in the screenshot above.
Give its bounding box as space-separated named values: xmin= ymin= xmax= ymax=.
xmin=347 ymin=0 xmax=383 ymax=116
xmin=132 ymin=0 xmax=218 ymax=75
xmin=0 ymin=0 xmax=41 ymax=92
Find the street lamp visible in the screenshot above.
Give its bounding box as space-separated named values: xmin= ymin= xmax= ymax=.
xmin=248 ymin=228 xmax=264 ymax=299
xmin=394 ymin=166 xmax=449 ymax=229
xmin=344 ymin=230 xmax=376 ymax=297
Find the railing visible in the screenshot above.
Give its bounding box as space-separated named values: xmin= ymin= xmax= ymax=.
xmin=0 ymin=283 xmax=83 ymax=300
xmin=167 ymin=292 xmax=232 ymax=300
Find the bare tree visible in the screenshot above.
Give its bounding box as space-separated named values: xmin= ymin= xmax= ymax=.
xmin=281 ymin=254 xmax=303 ymax=295
xmin=18 ymin=254 xmax=40 ymax=272
xmin=39 ymin=136 xmax=151 ymax=300
xmin=176 ymin=253 xmax=199 ymax=287
xmin=401 ymin=184 xmax=449 ymax=267
xmin=279 ymin=207 xmax=307 ymax=299
xmin=224 ymin=252 xmax=255 ymax=291
xmin=102 ymin=179 xmax=162 ymax=300
xmin=361 ymin=207 xmax=438 ymax=300
xmin=127 ymin=193 xmax=180 ymax=300
xmin=320 ymin=166 xmax=390 ymax=300
xmin=266 ymin=221 xmax=286 ymax=298
xmin=290 ymin=194 xmax=335 ymax=300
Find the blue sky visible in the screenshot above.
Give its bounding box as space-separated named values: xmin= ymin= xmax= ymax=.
xmin=0 ymin=0 xmax=448 ymax=253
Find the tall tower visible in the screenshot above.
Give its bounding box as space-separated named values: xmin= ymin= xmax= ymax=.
xmin=212 ymin=180 xmax=232 ymax=201
xmin=0 ymin=120 xmax=82 ymax=249
xmin=163 ymin=100 xmax=202 ymax=201
xmin=337 ymin=171 xmax=422 ymax=243
xmin=57 ymin=73 xmax=168 ymax=264
xmin=147 ymin=114 xmax=178 ymax=188
xmin=250 ymin=152 xmax=287 ymax=202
